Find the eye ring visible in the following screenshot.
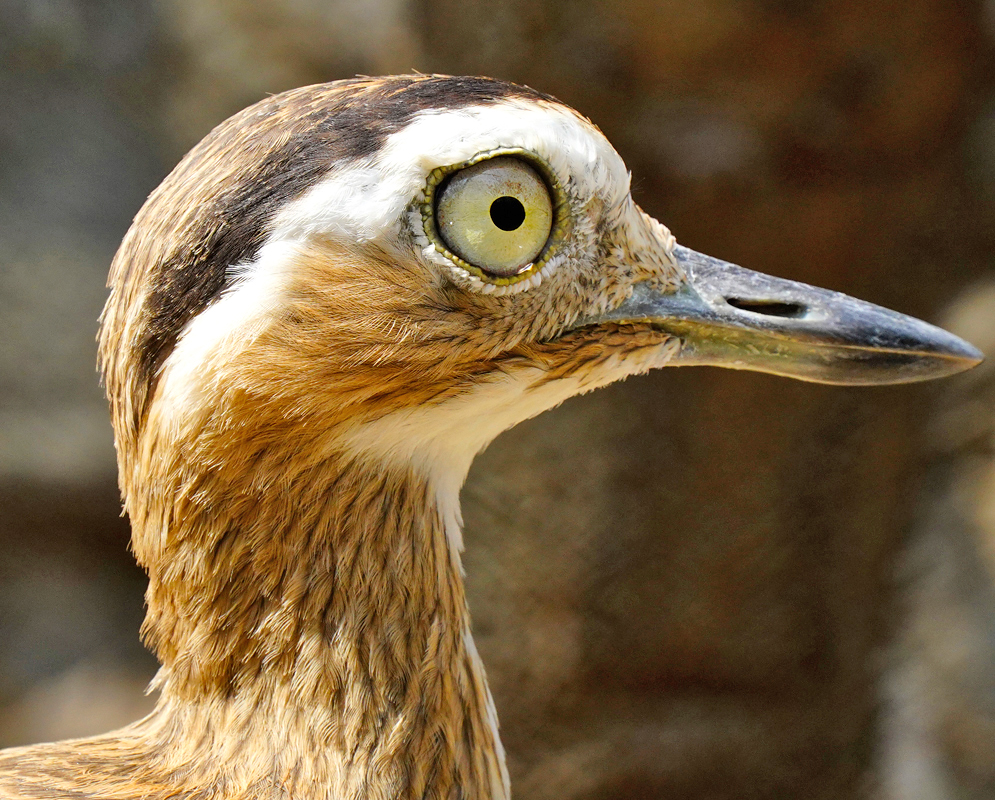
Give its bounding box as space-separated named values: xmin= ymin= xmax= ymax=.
xmin=420 ymin=149 xmax=571 ymax=286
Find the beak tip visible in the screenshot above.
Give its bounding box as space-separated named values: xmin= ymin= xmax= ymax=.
xmin=922 ymin=327 xmax=984 ymax=374
xmin=869 ymin=325 xmax=984 ymax=384
xmin=963 ymin=342 xmax=984 ymax=365
xmin=949 ymin=341 xmax=984 ymax=372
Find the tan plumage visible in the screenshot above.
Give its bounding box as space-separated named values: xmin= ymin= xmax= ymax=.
xmin=0 ymin=75 xmax=980 ymax=800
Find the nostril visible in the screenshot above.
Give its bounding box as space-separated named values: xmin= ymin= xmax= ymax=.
xmin=726 ymin=297 xmax=808 ymax=319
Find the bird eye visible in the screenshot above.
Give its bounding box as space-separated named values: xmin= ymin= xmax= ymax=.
xmin=434 ymin=157 xmax=553 ymax=278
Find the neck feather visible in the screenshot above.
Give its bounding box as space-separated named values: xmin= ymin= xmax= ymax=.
xmin=123 ymin=446 xmax=508 ymax=800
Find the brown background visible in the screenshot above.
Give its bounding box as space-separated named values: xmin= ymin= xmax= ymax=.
xmin=1 ymin=1 xmax=994 ymax=797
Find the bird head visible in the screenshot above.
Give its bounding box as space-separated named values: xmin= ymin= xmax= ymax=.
xmin=98 ymin=75 xmax=981 ymax=520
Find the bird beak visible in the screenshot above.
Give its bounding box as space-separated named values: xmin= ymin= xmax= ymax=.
xmin=589 ymin=244 xmax=983 ymax=385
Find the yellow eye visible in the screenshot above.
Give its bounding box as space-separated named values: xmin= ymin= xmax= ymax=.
xmin=435 ymin=157 xmax=553 ymax=278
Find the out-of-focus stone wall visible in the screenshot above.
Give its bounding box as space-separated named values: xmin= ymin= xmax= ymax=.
xmin=882 ymin=282 xmax=995 ymax=800
xmin=0 ymin=0 xmax=169 ymax=737
xmin=1 ymin=1 xmax=994 ymax=798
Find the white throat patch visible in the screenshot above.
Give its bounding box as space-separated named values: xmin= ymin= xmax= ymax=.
xmin=337 ymin=338 xmax=680 ymax=556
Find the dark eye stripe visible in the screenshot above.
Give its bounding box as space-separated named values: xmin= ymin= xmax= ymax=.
xmin=120 ymin=76 xmax=561 ymax=427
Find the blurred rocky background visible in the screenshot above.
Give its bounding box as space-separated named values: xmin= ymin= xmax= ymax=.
xmin=1 ymin=0 xmax=994 ymax=797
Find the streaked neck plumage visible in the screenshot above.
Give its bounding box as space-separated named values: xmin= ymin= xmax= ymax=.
xmin=0 ymin=76 xmax=683 ymax=800
xmin=127 ymin=439 xmax=509 ymax=800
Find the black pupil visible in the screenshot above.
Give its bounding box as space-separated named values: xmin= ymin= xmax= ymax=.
xmin=490 ymin=196 xmax=526 ymax=231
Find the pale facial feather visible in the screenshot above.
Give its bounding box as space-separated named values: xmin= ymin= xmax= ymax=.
xmin=337 ymin=335 xmax=681 ymax=554
xmin=153 ymin=98 xmax=680 ymax=476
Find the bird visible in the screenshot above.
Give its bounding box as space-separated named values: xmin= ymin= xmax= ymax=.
xmin=0 ymin=74 xmax=982 ymax=800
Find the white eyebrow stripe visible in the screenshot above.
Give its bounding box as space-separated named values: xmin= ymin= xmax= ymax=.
xmin=270 ymin=99 xmax=630 ymax=247
xmin=152 ymin=100 xmax=632 ymax=426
